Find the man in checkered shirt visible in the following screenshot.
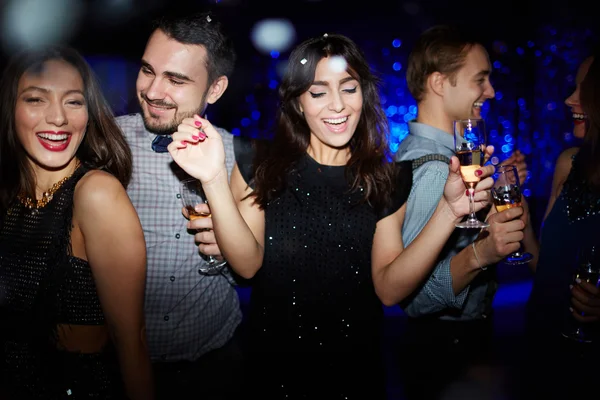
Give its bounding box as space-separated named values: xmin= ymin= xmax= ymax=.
xmin=116 ymin=11 xmax=244 ymax=400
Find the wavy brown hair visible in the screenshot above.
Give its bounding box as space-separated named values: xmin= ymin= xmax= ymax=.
xmin=575 ymin=54 xmax=600 ymax=191
xmin=250 ymin=33 xmax=395 ymax=211
xmin=0 ymin=45 xmax=132 ymax=215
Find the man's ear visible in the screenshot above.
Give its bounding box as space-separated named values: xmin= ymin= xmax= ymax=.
xmin=206 ymin=75 xmax=229 ymax=105
xmin=428 ymin=71 xmax=445 ymax=97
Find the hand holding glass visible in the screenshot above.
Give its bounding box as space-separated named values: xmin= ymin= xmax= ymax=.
xmin=180 ymin=178 xmax=227 ymax=275
xmin=453 ymin=118 xmax=489 ymax=229
xmin=561 ymin=245 xmax=600 ymax=343
xmin=491 ymin=165 xmax=533 ymax=265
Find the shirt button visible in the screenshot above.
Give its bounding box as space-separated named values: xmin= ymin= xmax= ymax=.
xmin=176 ymin=194 xmax=181 ymax=199
xmin=164 ymin=315 xmax=169 ymax=321
xmin=175 ymin=233 xmax=180 ymax=239
xmin=170 ymin=276 xmax=175 ymax=282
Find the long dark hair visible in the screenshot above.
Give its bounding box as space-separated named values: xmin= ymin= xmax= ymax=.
xmin=575 ymin=54 xmax=600 ymax=191
xmin=0 ymin=45 xmax=133 ymax=214
xmin=251 ymin=33 xmax=394 ymax=210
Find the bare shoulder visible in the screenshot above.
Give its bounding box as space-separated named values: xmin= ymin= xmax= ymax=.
xmin=558 ymin=146 xmax=579 ymax=164
xmin=555 ymin=147 xmax=579 ymax=178
xmin=74 ymin=170 xmax=127 ymax=208
xmin=551 ymin=147 xmax=578 ymax=197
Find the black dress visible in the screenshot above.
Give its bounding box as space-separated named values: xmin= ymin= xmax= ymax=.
xmin=237 ymin=146 xmax=411 ymax=399
xmin=0 ymin=166 xmax=123 ymax=399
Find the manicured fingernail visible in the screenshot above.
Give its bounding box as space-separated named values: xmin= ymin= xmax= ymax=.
xmin=569 ymin=284 xmax=573 ymax=290
xmin=465 ymin=190 xmax=470 ymax=196
xmin=569 ymin=307 xmax=574 ymax=313
xmin=195 ymin=120 xmax=202 ymax=127
xmin=191 ymin=135 xmax=199 ymax=140
xmin=475 ymin=169 xmax=482 ymax=177
xmin=575 ymin=278 xmax=582 ymax=284
xmin=198 ymin=132 xmax=207 ymax=140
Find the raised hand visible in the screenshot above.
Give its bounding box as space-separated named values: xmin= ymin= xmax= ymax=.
xmin=443 ymin=145 xmax=495 ymax=220
xmin=500 ymin=149 xmax=528 ymax=185
xmin=168 ymin=115 xmax=227 ymax=184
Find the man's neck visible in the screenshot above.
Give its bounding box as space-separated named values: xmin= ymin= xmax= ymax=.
xmin=414 ymin=101 xmax=453 ymax=136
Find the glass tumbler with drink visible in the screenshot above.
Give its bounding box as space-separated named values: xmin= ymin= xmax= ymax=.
xmin=453 ymin=118 xmax=489 ymax=229
xmin=561 ymin=244 xmax=600 ymax=343
xmin=180 ymin=177 xmax=227 ymax=275
xmin=491 ymin=165 xmax=533 ymax=264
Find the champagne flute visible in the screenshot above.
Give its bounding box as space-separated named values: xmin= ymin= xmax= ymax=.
xmin=453 ymin=118 xmax=489 ymax=229
xmin=561 ymin=245 xmax=600 ymax=343
xmin=180 ymin=177 xmax=227 ymax=275
xmin=491 ymin=165 xmax=533 ymax=265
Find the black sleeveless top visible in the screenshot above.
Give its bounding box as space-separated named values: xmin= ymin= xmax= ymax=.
xmin=235 ymin=137 xmax=412 ymax=399
xmin=0 ymin=165 xmax=123 ymax=399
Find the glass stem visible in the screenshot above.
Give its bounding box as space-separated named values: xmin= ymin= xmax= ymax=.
xmin=467 ymin=188 xmax=476 ymax=221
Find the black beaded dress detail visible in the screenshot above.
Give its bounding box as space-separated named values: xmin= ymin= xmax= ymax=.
xmin=0 ymin=165 xmax=123 ymax=399
xmin=237 ymin=145 xmax=411 ymax=399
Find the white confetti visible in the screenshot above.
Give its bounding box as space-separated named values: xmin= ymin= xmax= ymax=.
xmin=300 ymin=58 xmax=307 ymax=65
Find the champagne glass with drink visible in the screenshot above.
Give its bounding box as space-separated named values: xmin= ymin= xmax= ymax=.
xmin=491 ymin=165 xmax=533 ymax=264
xmin=561 ymin=245 xmax=600 ymax=343
xmin=453 ymin=118 xmax=489 ymax=229
xmin=180 ymin=177 xmax=227 ymax=275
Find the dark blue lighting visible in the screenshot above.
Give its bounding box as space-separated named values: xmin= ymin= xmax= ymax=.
xmin=392 ymin=62 xmax=402 ymax=71
xmin=270 ymin=50 xmax=280 ymax=59
xmin=392 ymin=39 xmax=402 ymax=48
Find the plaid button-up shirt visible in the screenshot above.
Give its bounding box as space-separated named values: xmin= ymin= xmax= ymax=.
xmin=117 ymin=113 xmax=242 ymax=362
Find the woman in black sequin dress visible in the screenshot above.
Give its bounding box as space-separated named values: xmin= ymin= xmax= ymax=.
xmin=168 ymin=34 xmax=495 ymax=399
xmin=0 ymin=46 xmax=153 ymax=399
xmin=520 ymin=53 xmax=600 ymax=399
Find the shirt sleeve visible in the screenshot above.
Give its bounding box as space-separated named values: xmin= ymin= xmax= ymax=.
xmin=400 ymin=162 xmax=470 ymax=317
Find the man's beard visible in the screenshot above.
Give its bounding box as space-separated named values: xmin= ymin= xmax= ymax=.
xmin=140 ymin=93 xmax=207 ymax=136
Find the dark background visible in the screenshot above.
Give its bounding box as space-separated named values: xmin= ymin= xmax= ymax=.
xmin=1 ymin=1 xmax=596 ymax=397
xmin=1 ymin=0 xmax=595 ymax=273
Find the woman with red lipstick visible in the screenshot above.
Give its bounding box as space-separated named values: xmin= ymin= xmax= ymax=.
xmin=0 ymin=46 xmax=153 ymax=399
xmin=521 ymin=53 xmax=600 ymax=398
xmin=168 ymin=33 xmax=495 ymax=399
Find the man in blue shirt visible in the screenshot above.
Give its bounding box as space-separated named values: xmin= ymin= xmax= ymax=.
xmin=395 ymin=25 xmax=533 ymax=400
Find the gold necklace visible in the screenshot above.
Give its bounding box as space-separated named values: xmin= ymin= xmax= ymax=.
xmin=18 ymin=161 xmax=81 ymax=209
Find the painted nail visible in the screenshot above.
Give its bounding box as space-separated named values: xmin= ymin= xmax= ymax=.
xmin=195 ymin=120 xmax=202 ymax=127
xmin=191 ymin=135 xmax=199 ymax=140
xmin=575 ymin=278 xmax=582 ymax=284
xmin=569 ymin=284 xmax=573 ymax=290
xmin=198 ymin=132 xmax=207 ymax=140
xmin=475 ymin=169 xmax=482 ymax=177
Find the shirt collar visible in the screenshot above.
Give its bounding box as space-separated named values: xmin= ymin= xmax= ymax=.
xmin=408 ymin=120 xmax=455 ymax=152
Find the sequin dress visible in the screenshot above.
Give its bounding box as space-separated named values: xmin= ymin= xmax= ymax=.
xmin=239 ymin=152 xmax=411 ymax=399
xmin=527 ymin=156 xmax=600 ymax=341
xmin=0 ymin=166 xmax=123 ymax=399
xmin=521 ymin=155 xmax=600 ymax=398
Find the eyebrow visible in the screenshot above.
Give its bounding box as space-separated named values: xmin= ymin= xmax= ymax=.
xmin=476 ymin=69 xmax=491 ymax=77
xmin=311 ymin=76 xmax=357 ymax=86
xmin=20 ymin=86 xmax=84 ymax=96
xmin=141 ymin=60 xmax=195 ymax=83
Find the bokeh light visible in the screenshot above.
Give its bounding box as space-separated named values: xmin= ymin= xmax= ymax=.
xmin=1 ymin=0 xmax=83 ymax=52
xmin=251 ymin=18 xmax=296 ymax=55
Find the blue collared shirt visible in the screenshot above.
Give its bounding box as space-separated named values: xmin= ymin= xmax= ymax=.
xmin=394 ymin=121 xmax=494 ymax=320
